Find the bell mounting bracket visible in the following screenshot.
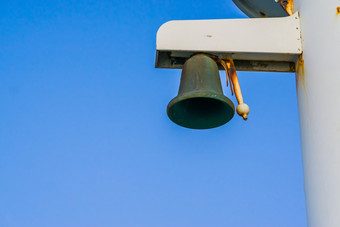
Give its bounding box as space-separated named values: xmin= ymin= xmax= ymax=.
xmin=155 ymin=12 xmax=302 ymax=72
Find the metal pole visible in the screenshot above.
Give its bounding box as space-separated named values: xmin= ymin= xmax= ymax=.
xmin=295 ymin=1 xmax=340 ymax=226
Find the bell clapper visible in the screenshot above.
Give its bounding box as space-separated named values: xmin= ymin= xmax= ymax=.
xmin=220 ymin=58 xmax=250 ymax=120
xmin=236 ymin=103 xmax=250 ymax=120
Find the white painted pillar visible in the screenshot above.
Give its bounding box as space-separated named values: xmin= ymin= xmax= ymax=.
xmin=295 ymin=1 xmax=340 ymax=226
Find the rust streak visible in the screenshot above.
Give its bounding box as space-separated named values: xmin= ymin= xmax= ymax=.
xmin=337 ymin=7 xmax=340 ymax=16
xmin=296 ymin=54 xmax=305 ymax=92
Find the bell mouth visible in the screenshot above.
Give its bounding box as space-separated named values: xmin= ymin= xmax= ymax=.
xmin=167 ymin=92 xmax=235 ymax=129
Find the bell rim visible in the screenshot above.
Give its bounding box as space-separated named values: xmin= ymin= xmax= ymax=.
xmin=167 ymin=91 xmax=235 ymax=129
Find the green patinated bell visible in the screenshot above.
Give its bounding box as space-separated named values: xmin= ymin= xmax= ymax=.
xmin=167 ymin=54 xmax=235 ymax=129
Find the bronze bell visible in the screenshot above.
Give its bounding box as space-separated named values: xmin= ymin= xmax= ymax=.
xmin=167 ymin=54 xmax=235 ymax=129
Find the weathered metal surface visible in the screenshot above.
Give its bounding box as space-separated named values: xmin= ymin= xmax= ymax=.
xmin=156 ymin=51 xmax=296 ymax=72
xmin=232 ymin=0 xmax=288 ymax=18
xmin=167 ymin=55 xmax=235 ymax=129
xmin=279 ymin=0 xmax=294 ymax=16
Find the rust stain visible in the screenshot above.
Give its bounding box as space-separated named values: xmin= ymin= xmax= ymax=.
xmin=337 ymin=7 xmax=340 ymax=16
xmin=296 ymin=54 xmax=312 ymax=124
xmin=280 ymin=0 xmax=294 ymax=16
xmin=259 ymin=11 xmax=266 ymax=18
xmin=296 ymin=54 xmax=305 ymax=91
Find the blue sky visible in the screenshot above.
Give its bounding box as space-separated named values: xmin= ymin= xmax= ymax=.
xmin=0 ymin=0 xmax=306 ymax=226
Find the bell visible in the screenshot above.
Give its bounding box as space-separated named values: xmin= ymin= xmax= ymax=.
xmin=167 ymin=54 xmax=235 ymax=129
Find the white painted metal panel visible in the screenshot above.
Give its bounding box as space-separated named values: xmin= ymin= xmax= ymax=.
xmin=294 ymin=0 xmax=340 ymax=226
xmin=157 ymin=14 xmax=301 ymax=54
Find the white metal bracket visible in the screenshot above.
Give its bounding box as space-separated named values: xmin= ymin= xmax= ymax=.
xmin=155 ymin=12 xmax=301 ymax=72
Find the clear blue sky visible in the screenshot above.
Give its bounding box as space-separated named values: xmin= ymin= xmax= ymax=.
xmin=0 ymin=0 xmax=306 ymax=226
